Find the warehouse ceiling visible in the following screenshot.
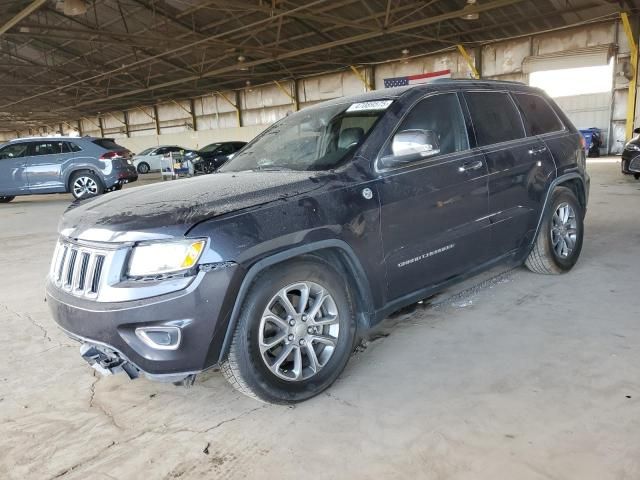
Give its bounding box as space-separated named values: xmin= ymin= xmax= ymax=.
xmin=0 ymin=0 xmax=637 ymax=131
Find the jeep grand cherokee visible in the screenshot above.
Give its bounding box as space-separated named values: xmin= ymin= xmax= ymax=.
xmin=46 ymin=80 xmax=589 ymax=404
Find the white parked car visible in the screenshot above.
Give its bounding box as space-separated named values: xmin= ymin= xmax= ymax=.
xmin=132 ymin=145 xmax=193 ymax=174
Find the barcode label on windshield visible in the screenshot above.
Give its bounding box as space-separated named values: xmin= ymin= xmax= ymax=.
xmin=346 ymin=100 xmax=393 ymax=112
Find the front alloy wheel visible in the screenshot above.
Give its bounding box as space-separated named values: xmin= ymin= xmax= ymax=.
xmin=220 ymin=258 xmax=356 ymax=404
xmin=258 ymin=282 xmax=340 ymax=382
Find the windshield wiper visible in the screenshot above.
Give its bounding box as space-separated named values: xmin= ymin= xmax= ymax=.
xmin=252 ymin=165 xmax=295 ymax=172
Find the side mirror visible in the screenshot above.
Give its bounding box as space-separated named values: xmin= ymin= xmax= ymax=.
xmin=380 ymin=129 xmax=440 ymax=168
xmin=634 ymin=127 xmax=640 ymax=134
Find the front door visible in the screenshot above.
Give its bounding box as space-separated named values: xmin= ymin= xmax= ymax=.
xmin=378 ymin=92 xmax=491 ymax=301
xmin=25 ymin=140 xmax=68 ymax=193
xmin=0 ymin=142 xmax=30 ymax=195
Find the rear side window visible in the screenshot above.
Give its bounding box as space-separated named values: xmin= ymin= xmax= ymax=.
xmin=464 ymin=91 xmax=525 ymax=146
xmin=31 ymin=141 xmax=66 ymax=155
xmin=513 ymin=93 xmax=564 ymax=135
xmin=66 ymin=142 xmax=82 ymax=152
xmin=92 ymin=138 xmax=124 ymax=150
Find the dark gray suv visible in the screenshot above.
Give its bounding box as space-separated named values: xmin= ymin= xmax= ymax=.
xmin=0 ymin=136 xmax=138 ymax=202
xmin=47 ymin=81 xmax=588 ymax=404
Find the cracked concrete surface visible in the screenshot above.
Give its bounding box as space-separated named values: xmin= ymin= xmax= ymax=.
xmin=1 ymin=163 xmax=639 ymax=479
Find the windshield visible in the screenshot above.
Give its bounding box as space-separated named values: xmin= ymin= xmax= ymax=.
xmin=200 ymin=143 xmax=222 ymax=153
xmin=220 ymin=101 xmax=389 ymax=172
xmin=137 ymin=147 xmax=154 ymax=156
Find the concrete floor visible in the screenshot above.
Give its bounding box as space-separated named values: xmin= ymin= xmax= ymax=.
xmin=1 ymin=161 xmax=639 ymax=479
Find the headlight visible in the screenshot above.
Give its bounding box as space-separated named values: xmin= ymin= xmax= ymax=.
xmin=192 ymin=155 xmax=203 ymax=163
xmin=625 ymin=143 xmax=640 ymax=151
xmin=127 ymin=239 xmax=206 ymax=277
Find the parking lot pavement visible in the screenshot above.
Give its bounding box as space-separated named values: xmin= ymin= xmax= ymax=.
xmin=1 ymin=161 xmax=639 ymax=479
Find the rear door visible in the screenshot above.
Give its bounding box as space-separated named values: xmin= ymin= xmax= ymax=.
xmin=463 ymin=90 xmax=554 ymax=257
xmin=0 ymin=142 xmax=30 ymax=195
xmin=25 ymin=140 xmax=68 ymax=193
xmin=378 ymin=92 xmax=491 ymax=300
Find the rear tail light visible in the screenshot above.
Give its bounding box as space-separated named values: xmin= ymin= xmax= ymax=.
xmin=580 ymin=136 xmax=586 ymax=150
xmin=100 ymin=150 xmax=130 ymax=160
xmin=100 ymin=151 xmax=119 ymax=160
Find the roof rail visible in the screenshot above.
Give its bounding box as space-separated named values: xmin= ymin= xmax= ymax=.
xmin=430 ymin=78 xmax=526 ymax=85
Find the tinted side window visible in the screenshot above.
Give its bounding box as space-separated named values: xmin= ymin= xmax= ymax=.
xmin=31 ymin=141 xmax=65 ymax=155
xmin=464 ymin=91 xmax=525 ymax=146
xmin=513 ymin=93 xmax=564 ymax=135
xmin=65 ymin=142 xmax=82 ymax=152
xmin=218 ymin=144 xmax=235 ymax=155
xmin=382 ymin=93 xmax=469 ymax=159
xmin=0 ymin=143 xmax=29 ymax=159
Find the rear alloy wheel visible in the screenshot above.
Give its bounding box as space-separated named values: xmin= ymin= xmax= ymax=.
xmin=0 ymin=196 xmax=15 ymax=203
xmin=221 ymin=258 xmax=356 ymax=404
xmin=137 ymin=162 xmax=150 ymax=174
xmin=525 ymin=186 xmax=584 ymax=274
xmin=70 ymin=172 xmax=104 ymax=200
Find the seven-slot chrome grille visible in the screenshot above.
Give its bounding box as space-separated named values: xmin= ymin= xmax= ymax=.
xmin=49 ymin=239 xmax=109 ymax=299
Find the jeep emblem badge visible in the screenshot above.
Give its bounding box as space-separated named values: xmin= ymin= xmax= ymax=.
xmin=362 ymin=187 xmax=373 ymax=200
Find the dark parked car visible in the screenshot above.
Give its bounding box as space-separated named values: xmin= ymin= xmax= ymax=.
xmin=192 ymin=141 xmax=247 ymax=173
xmin=46 ymin=80 xmax=589 ymax=404
xmin=621 ymin=127 xmax=640 ymax=179
xmin=0 ymin=136 xmax=137 ymax=202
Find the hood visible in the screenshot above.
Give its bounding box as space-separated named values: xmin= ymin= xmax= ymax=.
xmin=61 ymin=171 xmax=327 ymax=242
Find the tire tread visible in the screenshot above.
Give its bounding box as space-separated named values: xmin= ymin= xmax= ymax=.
xmin=525 ymin=186 xmax=581 ymax=275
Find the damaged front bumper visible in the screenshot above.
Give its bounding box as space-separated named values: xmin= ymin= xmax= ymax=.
xmin=46 ymin=262 xmax=239 ymax=382
xmin=80 ymin=343 xmax=140 ymax=379
xmin=67 ymin=329 xmax=197 ymax=383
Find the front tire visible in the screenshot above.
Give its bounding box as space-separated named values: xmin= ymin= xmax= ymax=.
xmin=0 ymin=196 xmax=15 ymax=203
xmin=70 ymin=172 xmax=104 ymax=200
xmin=525 ymin=186 xmax=584 ymax=274
xmin=137 ymin=162 xmax=150 ymax=174
xmin=221 ymin=258 xmax=356 ymax=404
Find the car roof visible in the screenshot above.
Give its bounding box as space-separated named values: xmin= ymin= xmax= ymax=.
xmin=8 ymin=136 xmax=100 ymax=143
xmin=304 ymin=79 xmax=542 ymax=112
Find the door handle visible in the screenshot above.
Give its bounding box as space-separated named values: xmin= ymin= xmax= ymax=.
xmin=458 ymin=160 xmax=484 ymax=173
xmin=528 ymin=146 xmax=547 ymax=155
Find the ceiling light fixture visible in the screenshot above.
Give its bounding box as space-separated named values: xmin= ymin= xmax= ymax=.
xmin=461 ymin=0 xmax=480 ymax=21
xmin=237 ymin=55 xmax=249 ymax=71
xmin=63 ymin=0 xmax=88 ymax=16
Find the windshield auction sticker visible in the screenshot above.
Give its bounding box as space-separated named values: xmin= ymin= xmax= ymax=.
xmin=346 ymin=100 xmax=393 ymax=112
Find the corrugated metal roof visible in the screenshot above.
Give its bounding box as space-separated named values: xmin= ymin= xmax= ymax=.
xmin=0 ymin=0 xmax=633 ymax=130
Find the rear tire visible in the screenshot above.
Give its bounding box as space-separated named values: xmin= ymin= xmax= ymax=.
xmin=0 ymin=196 xmax=15 ymax=203
xmin=525 ymin=186 xmax=584 ymax=274
xmin=137 ymin=162 xmax=150 ymax=174
xmin=634 ymin=173 xmax=640 ymax=180
xmin=70 ymin=172 xmax=104 ymax=200
xmin=220 ymin=257 xmax=356 ymax=404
